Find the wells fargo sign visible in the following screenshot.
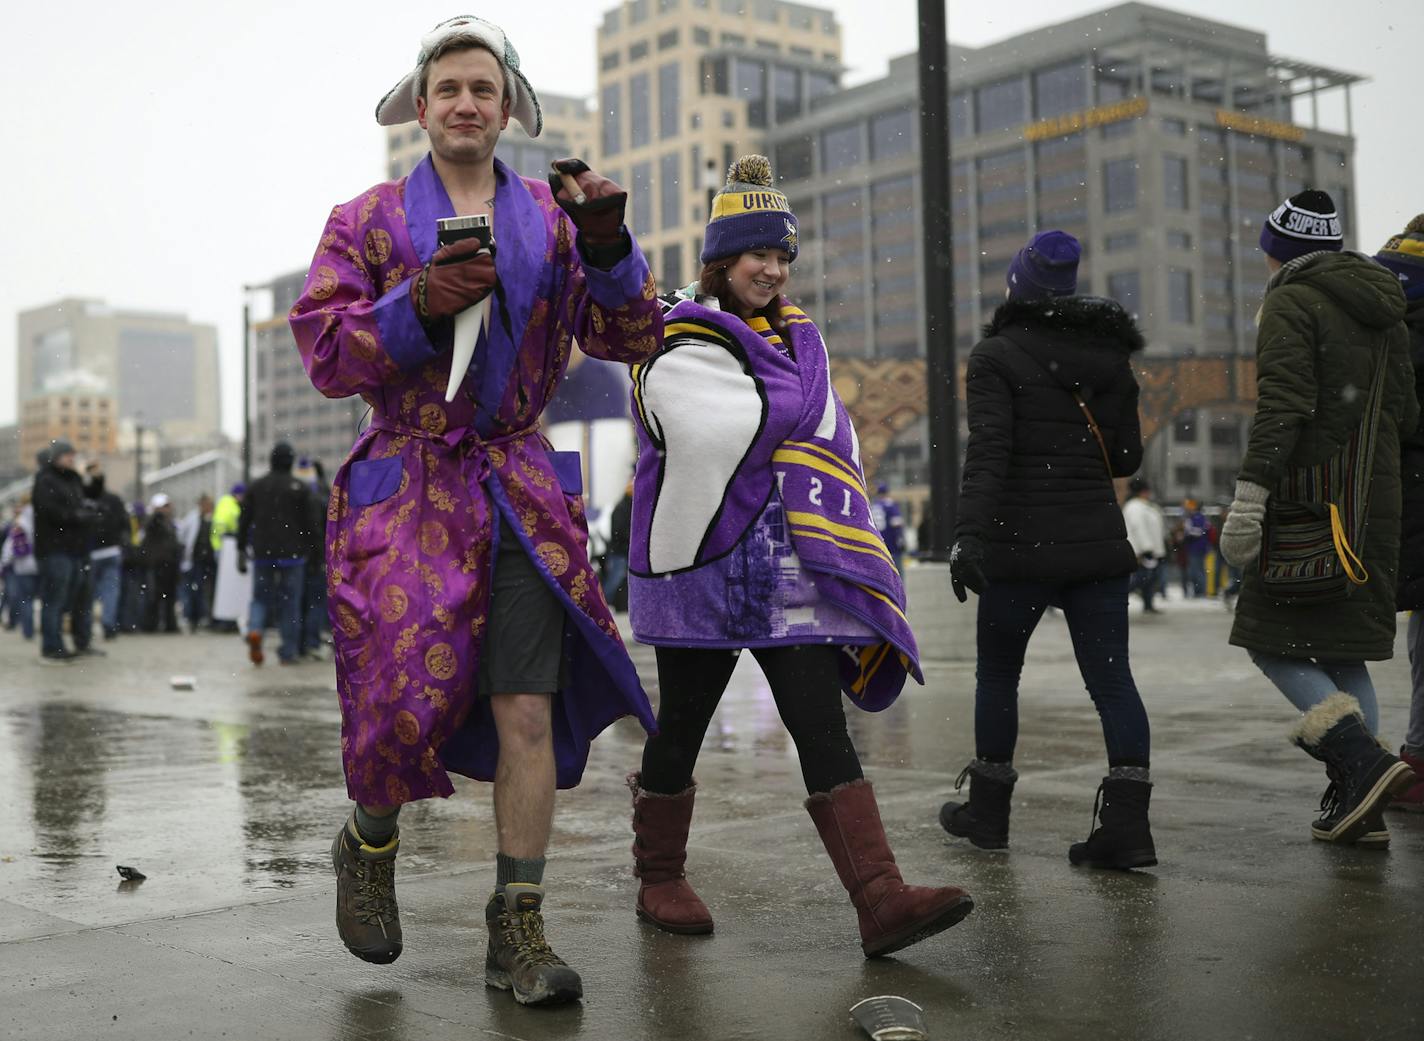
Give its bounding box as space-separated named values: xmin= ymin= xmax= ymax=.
xmin=1023 ymin=96 xmax=1149 ymax=141
xmin=1214 ymin=109 xmax=1306 ymax=142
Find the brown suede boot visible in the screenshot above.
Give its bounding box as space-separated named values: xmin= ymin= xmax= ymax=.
xmin=628 ymin=772 xmax=714 ymax=935
xmin=807 ymin=779 xmax=974 ymax=958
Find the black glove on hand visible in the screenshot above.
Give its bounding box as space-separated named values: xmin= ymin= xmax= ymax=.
xmin=547 ymin=158 xmax=628 ymax=246
xmin=949 ymin=537 xmax=988 ymax=603
xmin=236 ymin=550 xmax=249 ymax=575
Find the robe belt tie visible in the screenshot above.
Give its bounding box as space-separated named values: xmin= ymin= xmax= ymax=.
xmin=369 ymin=416 xmax=540 ymax=486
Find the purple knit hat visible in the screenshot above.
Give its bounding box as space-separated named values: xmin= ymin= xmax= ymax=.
xmin=1007 ymin=231 xmax=1080 ymax=300
xmin=1260 ymin=190 xmax=1343 ymax=263
xmin=700 ymin=155 xmax=799 ymax=265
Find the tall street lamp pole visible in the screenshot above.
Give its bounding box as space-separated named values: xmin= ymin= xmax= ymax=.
xmin=918 ymin=0 xmax=956 ymax=558
xmin=241 ymin=286 xmax=256 ymax=488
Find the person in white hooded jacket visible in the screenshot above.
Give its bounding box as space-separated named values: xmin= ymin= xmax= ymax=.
xmin=1122 ymin=477 xmax=1166 ymax=613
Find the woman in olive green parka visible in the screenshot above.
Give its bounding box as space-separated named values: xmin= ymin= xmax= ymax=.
xmin=1219 ymin=190 xmax=1418 ymax=846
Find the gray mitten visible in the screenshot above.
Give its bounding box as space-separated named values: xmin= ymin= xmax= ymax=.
xmin=1219 ymin=480 xmax=1270 ymax=567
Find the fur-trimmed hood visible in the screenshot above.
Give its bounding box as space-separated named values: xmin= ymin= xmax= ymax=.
xmin=983 ymin=295 xmax=1146 ymax=354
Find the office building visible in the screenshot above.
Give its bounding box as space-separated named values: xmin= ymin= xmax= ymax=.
xmin=767 ymin=1 xmax=1359 ymax=500
xmin=595 ymin=0 xmax=842 ymax=290
xmin=16 ymin=299 xmax=220 ymax=466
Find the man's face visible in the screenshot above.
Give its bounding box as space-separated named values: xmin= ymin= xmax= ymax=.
xmin=54 ymin=451 xmax=77 ymax=472
xmin=417 ymin=47 xmax=510 ymax=167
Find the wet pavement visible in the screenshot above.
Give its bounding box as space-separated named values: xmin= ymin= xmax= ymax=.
xmin=1 ymin=594 xmax=1421 ymax=1041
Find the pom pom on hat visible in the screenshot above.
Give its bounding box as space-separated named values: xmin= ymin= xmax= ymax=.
xmin=701 ymin=154 xmax=799 ymax=265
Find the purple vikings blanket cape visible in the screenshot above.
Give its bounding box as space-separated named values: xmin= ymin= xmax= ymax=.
xmin=629 ymin=298 xmax=921 ymax=710
xmin=289 ymin=155 xmax=661 ymax=806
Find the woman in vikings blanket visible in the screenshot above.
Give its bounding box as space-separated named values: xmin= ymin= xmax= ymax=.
xmin=623 ymin=156 xmax=973 ymax=959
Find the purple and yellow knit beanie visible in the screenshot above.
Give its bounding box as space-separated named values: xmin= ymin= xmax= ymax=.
xmin=700 ymin=155 xmax=799 ymax=265
xmin=1376 ymin=214 xmax=1424 ymax=301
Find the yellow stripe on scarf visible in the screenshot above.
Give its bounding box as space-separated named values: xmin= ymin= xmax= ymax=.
xmin=784 ymin=510 xmax=888 ymax=552
xmin=781 ymin=440 xmax=864 ymax=488
xmin=790 ymin=527 xmax=894 ymax=566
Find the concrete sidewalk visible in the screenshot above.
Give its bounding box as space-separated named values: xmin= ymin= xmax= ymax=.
xmin=1 ymin=599 xmax=1421 ymax=1040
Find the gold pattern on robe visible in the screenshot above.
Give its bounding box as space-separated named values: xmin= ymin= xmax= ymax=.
xmin=309 ymin=266 xmax=339 ymax=301
xmin=535 ymin=541 xmax=570 ymax=576
xmin=418 ymin=403 xmax=447 ymax=434
xmin=351 ymin=330 xmax=379 ymax=361
xmin=379 ymin=584 xmax=409 ymax=623
xmin=394 ymin=710 xmax=421 ymax=745
xmin=358 ymin=192 xmax=381 ymax=226
xmin=418 ymin=521 xmax=450 ymax=557
xmin=392 ymin=622 xmax=421 ymax=663
xmin=385 ymin=774 xmax=411 ymax=805
xmin=427 ymin=482 xmax=457 ymax=513
xmin=383 ymin=264 xmax=409 ymax=294
xmin=519 ymin=458 xmax=554 ymax=491
xmin=425 ymin=642 xmax=457 ymax=681
xmin=417 ymin=684 xmax=449 ymax=712
xmin=365 ymin=228 xmax=394 ymax=266
xmin=570 ymin=570 xmax=590 ymax=608
xmin=336 ymin=604 xmax=362 ymax=638
xmin=589 ymin=304 xmax=606 ymax=334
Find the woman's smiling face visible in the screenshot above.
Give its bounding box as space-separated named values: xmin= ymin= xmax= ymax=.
xmin=725 ymin=249 xmax=791 ymax=316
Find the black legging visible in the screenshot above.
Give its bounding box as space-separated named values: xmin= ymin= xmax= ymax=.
xmin=640 ymin=644 xmax=864 ymax=796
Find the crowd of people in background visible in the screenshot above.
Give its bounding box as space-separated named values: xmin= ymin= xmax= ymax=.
xmin=0 ymin=438 xmax=332 ymax=667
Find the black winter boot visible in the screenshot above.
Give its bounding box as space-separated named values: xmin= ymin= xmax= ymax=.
xmin=1290 ymin=693 xmax=1414 ymax=844
xmin=1299 ymin=743 xmax=1389 ymax=848
xmin=939 ymin=760 xmax=1015 ymax=850
xmin=1068 ymin=777 xmax=1157 ymax=870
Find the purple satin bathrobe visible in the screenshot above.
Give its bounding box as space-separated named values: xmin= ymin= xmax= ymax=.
xmin=289 ymin=155 xmax=661 ymax=806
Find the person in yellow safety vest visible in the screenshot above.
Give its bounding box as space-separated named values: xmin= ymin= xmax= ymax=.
xmin=210 ymin=484 xmax=244 ymax=553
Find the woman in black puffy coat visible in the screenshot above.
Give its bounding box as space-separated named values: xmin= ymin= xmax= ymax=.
xmin=941 ymin=230 xmax=1156 ymax=870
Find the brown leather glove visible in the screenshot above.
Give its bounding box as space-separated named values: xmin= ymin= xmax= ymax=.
xmin=411 ymin=238 xmax=497 ymax=323
xmin=547 ymin=158 xmax=628 ymax=245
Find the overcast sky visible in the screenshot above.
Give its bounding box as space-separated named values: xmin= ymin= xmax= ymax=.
xmin=1 ymin=1 xmax=1417 ymax=437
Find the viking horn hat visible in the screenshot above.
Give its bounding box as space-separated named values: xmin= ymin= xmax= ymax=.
xmin=375 ymin=15 xmax=542 ymax=137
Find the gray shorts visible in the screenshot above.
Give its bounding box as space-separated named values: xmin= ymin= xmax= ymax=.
xmin=478 ymin=518 xmax=568 ymax=697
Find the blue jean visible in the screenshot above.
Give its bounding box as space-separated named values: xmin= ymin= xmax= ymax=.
xmin=38 ymin=554 xmax=82 ymax=655
xmin=1402 ymin=613 xmax=1424 ymax=755
xmin=974 ymin=575 xmax=1151 ymax=766
xmin=1186 ymin=551 xmax=1208 ymax=598
xmin=7 ymin=572 xmax=37 ymax=638
xmin=249 ymin=562 xmax=306 ymax=663
xmin=91 ymin=556 xmax=121 ymax=635
xmin=601 ymin=553 xmax=628 ymax=603
xmin=301 ymin=562 xmax=327 ymax=654
xmin=1246 ymin=649 xmax=1379 ymax=736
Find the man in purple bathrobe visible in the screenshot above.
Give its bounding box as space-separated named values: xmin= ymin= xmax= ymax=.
xmin=289 ymin=15 xmax=660 ymax=1006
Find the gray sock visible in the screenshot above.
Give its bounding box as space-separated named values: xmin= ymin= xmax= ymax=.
xmin=971 ymin=758 xmax=1018 ymax=783
xmin=353 ymin=804 xmax=400 ymax=846
xmin=1108 ymin=765 xmax=1151 ymax=783
xmin=496 ymin=853 xmax=546 ymax=892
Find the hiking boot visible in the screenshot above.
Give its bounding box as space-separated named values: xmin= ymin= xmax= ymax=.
xmin=246 ymin=630 xmax=264 ymax=665
xmin=1290 ymin=693 xmax=1414 ymax=843
xmin=484 ymin=884 xmax=583 ymax=1006
xmin=628 ymin=772 xmax=713 ymax=934
xmin=1312 ymin=779 xmax=1389 ymax=848
xmin=1389 ymin=747 xmax=1424 ymax=813
xmin=331 ymin=817 xmax=402 ymax=964
xmin=939 ymin=760 xmax=1015 ymax=850
xmin=1068 ymin=778 xmax=1158 ymax=870
xmin=807 ymin=779 xmax=974 ymax=959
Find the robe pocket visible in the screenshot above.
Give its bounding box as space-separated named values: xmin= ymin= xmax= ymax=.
xmin=549 ymin=451 xmax=583 ymax=495
xmin=348 ymin=457 xmax=404 ymax=508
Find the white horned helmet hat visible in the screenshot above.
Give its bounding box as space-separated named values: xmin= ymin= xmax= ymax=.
xmin=375 ymin=15 xmax=543 ymax=137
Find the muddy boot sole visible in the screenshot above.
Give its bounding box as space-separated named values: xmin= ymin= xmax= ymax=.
xmin=484 ymin=963 xmax=584 ymax=1006
xmin=862 ymin=895 xmax=974 ymax=959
